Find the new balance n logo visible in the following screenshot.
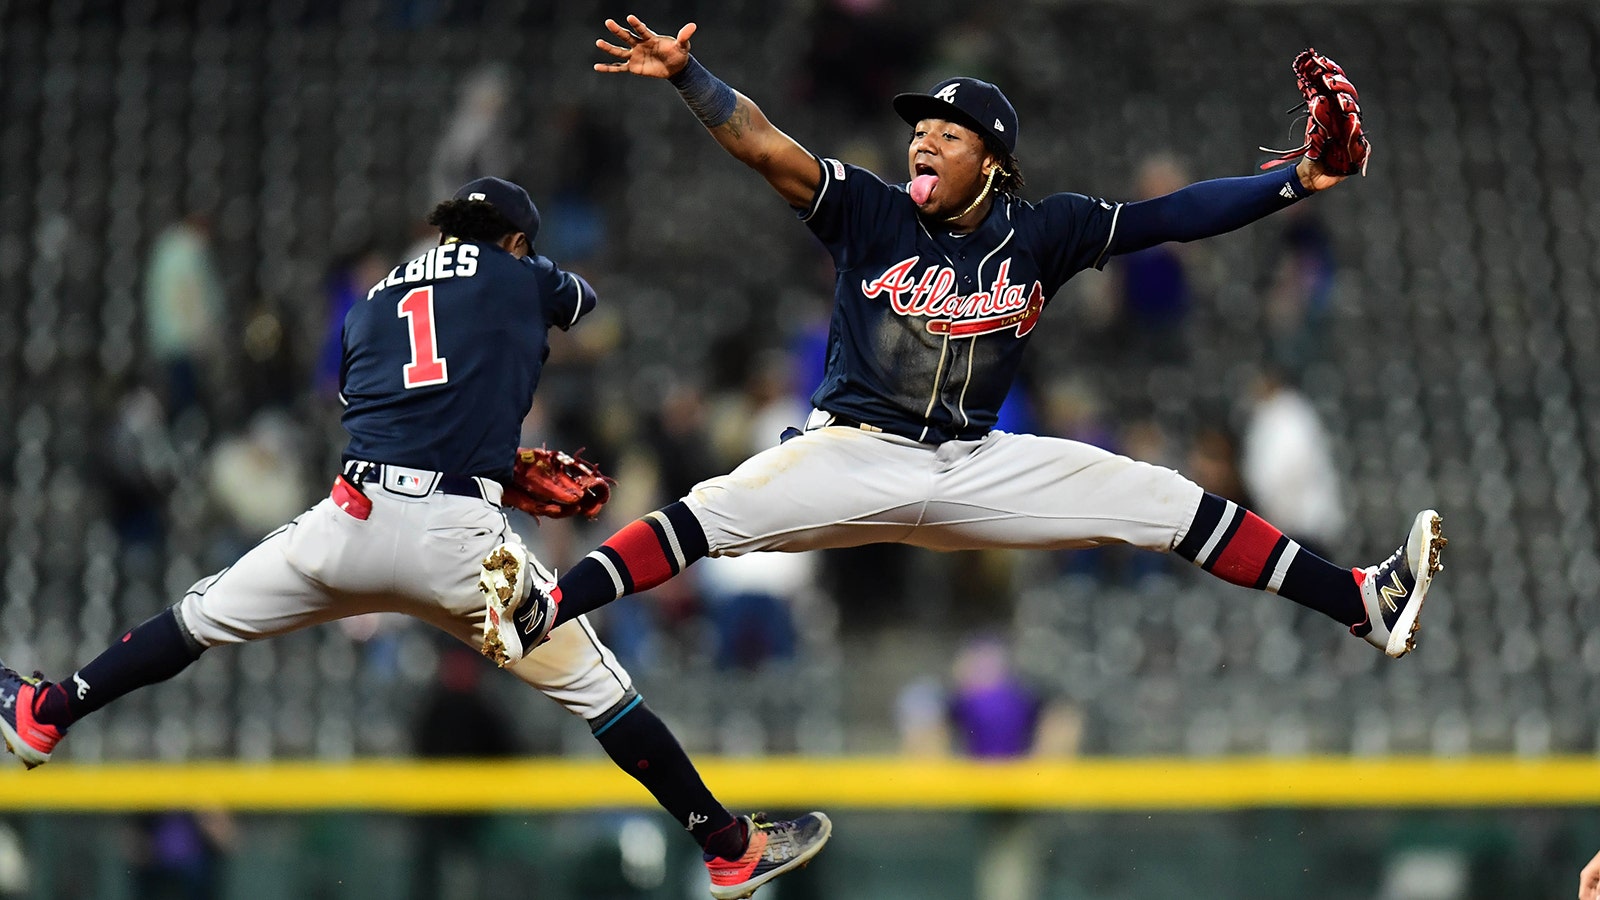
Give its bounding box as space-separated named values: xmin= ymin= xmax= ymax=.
xmin=1378 ymin=572 xmax=1408 ymax=613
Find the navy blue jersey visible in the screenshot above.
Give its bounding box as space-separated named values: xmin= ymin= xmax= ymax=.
xmin=340 ymin=240 xmax=594 ymax=481
xmin=800 ymin=157 xmax=1121 ymax=444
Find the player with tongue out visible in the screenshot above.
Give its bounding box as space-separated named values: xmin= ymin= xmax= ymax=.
xmin=518 ymin=17 xmax=1445 ymax=753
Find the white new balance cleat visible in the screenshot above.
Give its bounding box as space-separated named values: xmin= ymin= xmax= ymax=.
xmin=1353 ymin=509 xmax=1446 ymax=658
xmin=477 ymin=540 xmax=558 ymax=668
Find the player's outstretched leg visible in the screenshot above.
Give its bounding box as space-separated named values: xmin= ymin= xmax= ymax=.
xmin=584 ymin=693 xmax=832 ymax=899
xmin=477 ymin=538 xmax=559 ymax=667
xmin=0 ymin=606 xmax=204 ymax=769
xmin=0 ymin=667 xmax=65 ymax=768
xmin=547 ymin=500 xmax=710 ymax=630
xmin=1173 ymin=493 xmax=1445 ymax=657
xmin=1350 ymin=509 xmax=1445 ymax=657
xmin=705 ymin=812 xmax=833 ymax=900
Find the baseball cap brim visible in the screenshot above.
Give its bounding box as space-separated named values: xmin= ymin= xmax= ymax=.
xmin=893 ymin=93 xmax=997 ymax=148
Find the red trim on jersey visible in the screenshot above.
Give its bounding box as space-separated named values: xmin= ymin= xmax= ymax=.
xmin=603 ymin=520 xmax=675 ymax=592
xmin=1208 ymin=511 xmax=1283 ymax=588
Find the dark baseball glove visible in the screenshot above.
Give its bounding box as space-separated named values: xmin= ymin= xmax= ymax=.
xmin=1260 ymin=48 xmax=1370 ymax=177
xmin=502 ymin=447 xmax=613 ymax=520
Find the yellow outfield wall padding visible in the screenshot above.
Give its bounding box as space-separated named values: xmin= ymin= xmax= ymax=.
xmin=0 ymin=757 xmax=1598 ymax=812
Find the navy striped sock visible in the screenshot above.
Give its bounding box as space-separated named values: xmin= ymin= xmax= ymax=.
xmin=1175 ymin=493 xmax=1363 ymax=626
xmin=554 ymin=501 xmax=708 ymax=626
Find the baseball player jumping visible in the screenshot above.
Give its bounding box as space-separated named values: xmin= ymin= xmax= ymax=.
xmin=480 ymin=18 xmax=1445 ymax=695
xmin=0 ymin=178 xmax=828 ymax=900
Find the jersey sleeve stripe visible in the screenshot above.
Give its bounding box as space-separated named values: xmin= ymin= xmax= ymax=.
xmin=1092 ymin=202 xmax=1124 ymax=270
xmin=799 ymin=156 xmax=831 ymax=223
xmin=566 ymin=272 xmax=583 ymax=327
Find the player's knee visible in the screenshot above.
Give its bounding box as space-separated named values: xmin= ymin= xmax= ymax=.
xmin=174 ymin=595 xmax=243 ymax=649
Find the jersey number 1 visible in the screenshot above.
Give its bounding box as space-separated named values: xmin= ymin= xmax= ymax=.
xmin=398 ymin=287 xmax=449 ymax=388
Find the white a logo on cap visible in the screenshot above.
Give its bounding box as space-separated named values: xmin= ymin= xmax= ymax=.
xmin=934 ymin=83 xmax=959 ymax=103
xmin=468 ymin=192 xmax=487 ymax=200
xmin=993 ymin=119 xmax=1005 ymax=132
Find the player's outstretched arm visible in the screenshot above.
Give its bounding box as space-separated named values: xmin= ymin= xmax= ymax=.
xmin=594 ymin=15 xmax=819 ymax=208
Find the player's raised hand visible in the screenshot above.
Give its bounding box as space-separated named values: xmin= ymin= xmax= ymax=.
xmin=594 ymin=15 xmax=695 ymax=79
xmin=1295 ymin=156 xmax=1347 ymax=193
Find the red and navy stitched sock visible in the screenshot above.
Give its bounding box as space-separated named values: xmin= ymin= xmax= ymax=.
xmin=589 ymin=692 xmax=745 ymax=859
xmin=553 ymin=501 xmax=709 ymax=627
xmin=32 ymin=607 xmax=206 ymax=728
xmin=1173 ymin=492 xmax=1364 ymax=626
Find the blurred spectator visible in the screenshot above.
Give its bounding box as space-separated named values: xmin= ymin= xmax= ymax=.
xmin=129 ymin=811 xmax=237 ymax=900
xmin=1266 ymin=205 xmax=1338 ymax=379
xmin=1239 ymin=368 xmax=1346 ymax=558
xmin=697 ymin=550 xmax=807 ymax=672
xmin=703 ymin=361 xmax=813 ymax=672
xmin=207 ymin=411 xmax=313 ymax=541
xmin=101 ymin=386 xmax=180 ymax=548
xmin=410 ymin=644 xmax=520 ymax=900
xmin=315 ymin=247 xmax=389 ymax=400
xmin=722 ymin=348 xmax=810 ymax=462
xmin=538 ymin=103 xmax=628 ymax=264
xmin=428 ymin=65 xmax=515 ymax=206
xmin=0 ymin=822 xmax=26 ymax=899
xmin=1039 ymin=378 xmax=1116 ymax=451
xmin=947 ymin=636 xmax=1041 ymax=758
xmin=1188 ymin=425 xmax=1248 ymax=505
xmin=1109 ymin=154 xmax=1194 ymax=370
xmin=895 ymin=635 xmax=1044 ymax=759
xmin=645 ymin=381 xmax=720 ymax=502
xmin=143 ymin=214 xmax=226 ymax=421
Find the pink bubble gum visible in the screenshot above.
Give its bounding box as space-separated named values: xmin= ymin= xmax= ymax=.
xmin=910 ymin=174 xmax=937 ymax=205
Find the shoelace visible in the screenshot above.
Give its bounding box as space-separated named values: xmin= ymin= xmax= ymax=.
xmin=748 ymin=814 xmax=805 ymax=862
xmin=1376 ymin=545 xmax=1406 ymax=578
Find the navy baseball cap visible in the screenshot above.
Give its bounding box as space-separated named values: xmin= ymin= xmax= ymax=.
xmin=453 ymin=176 xmax=541 ymax=243
xmin=893 ymin=77 xmax=1018 ymax=154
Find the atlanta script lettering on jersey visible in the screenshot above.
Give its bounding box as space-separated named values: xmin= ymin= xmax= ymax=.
xmin=860 ymin=256 xmax=1046 ymax=338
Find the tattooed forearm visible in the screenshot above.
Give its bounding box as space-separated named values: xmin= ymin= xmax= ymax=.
xmin=720 ymin=100 xmax=754 ymax=139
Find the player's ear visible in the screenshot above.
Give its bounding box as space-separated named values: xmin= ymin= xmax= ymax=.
xmin=499 ymin=232 xmax=530 ymax=257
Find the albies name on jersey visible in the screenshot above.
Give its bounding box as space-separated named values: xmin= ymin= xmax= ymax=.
xmin=366 ymin=242 xmax=482 ymax=300
xmin=861 ymin=256 xmax=1046 ymax=338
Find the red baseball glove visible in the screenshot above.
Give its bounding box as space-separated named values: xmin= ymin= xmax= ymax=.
xmin=502 ymin=447 xmax=613 ymax=520
xmin=1261 ymin=48 xmax=1370 ymax=177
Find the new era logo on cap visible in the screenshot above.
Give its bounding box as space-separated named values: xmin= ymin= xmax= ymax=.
xmin=893 ymin=76 xmax=1019 ymax=154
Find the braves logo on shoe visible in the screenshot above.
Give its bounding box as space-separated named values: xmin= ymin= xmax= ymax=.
xmin=705 ymin=812 xmax=832 ymax=900
xmin=1352 ymin=509 xmax=1446 ymax=657
xmin=0 ymin=665 xmax=66 ymax=769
